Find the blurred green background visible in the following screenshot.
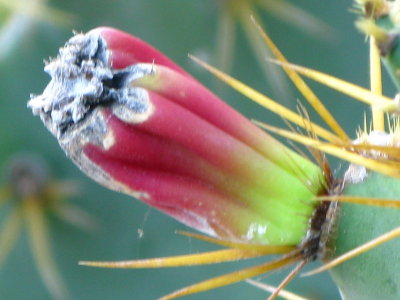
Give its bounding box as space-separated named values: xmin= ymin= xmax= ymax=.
xmin=0 ymin=0 xmax=393 ymax=299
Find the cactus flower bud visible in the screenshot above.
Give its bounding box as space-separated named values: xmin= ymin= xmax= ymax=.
xmin=28 ymin=27 xmax=327 ymax=246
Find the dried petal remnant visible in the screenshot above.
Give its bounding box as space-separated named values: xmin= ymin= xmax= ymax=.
xmin=29 ymin=32 xmax=152 ymax=138
xmin=28 ymin=32 xmax=154 ymax=198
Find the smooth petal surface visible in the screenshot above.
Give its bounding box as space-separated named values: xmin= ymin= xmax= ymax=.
xmin=90 ymin=27 xmax=188 ymax=76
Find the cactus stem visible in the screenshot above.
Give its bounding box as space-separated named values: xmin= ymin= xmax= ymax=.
xmin=302 ymin=226 xmax=400 ymax=276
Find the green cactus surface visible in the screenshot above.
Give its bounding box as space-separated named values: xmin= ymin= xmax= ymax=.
xmin=330 ymin=172 xmax=400 ymax=300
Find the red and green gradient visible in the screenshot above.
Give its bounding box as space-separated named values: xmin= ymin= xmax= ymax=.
xmin=71 ymin=28 xmax=328 ymax=245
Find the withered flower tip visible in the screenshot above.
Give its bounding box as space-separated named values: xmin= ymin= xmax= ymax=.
xmin=28 ymin=30 xmax=155 ymax=198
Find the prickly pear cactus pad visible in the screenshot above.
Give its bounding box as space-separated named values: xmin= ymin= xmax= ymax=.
xmin=330 ymin=171 xmax=400 ymax=299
